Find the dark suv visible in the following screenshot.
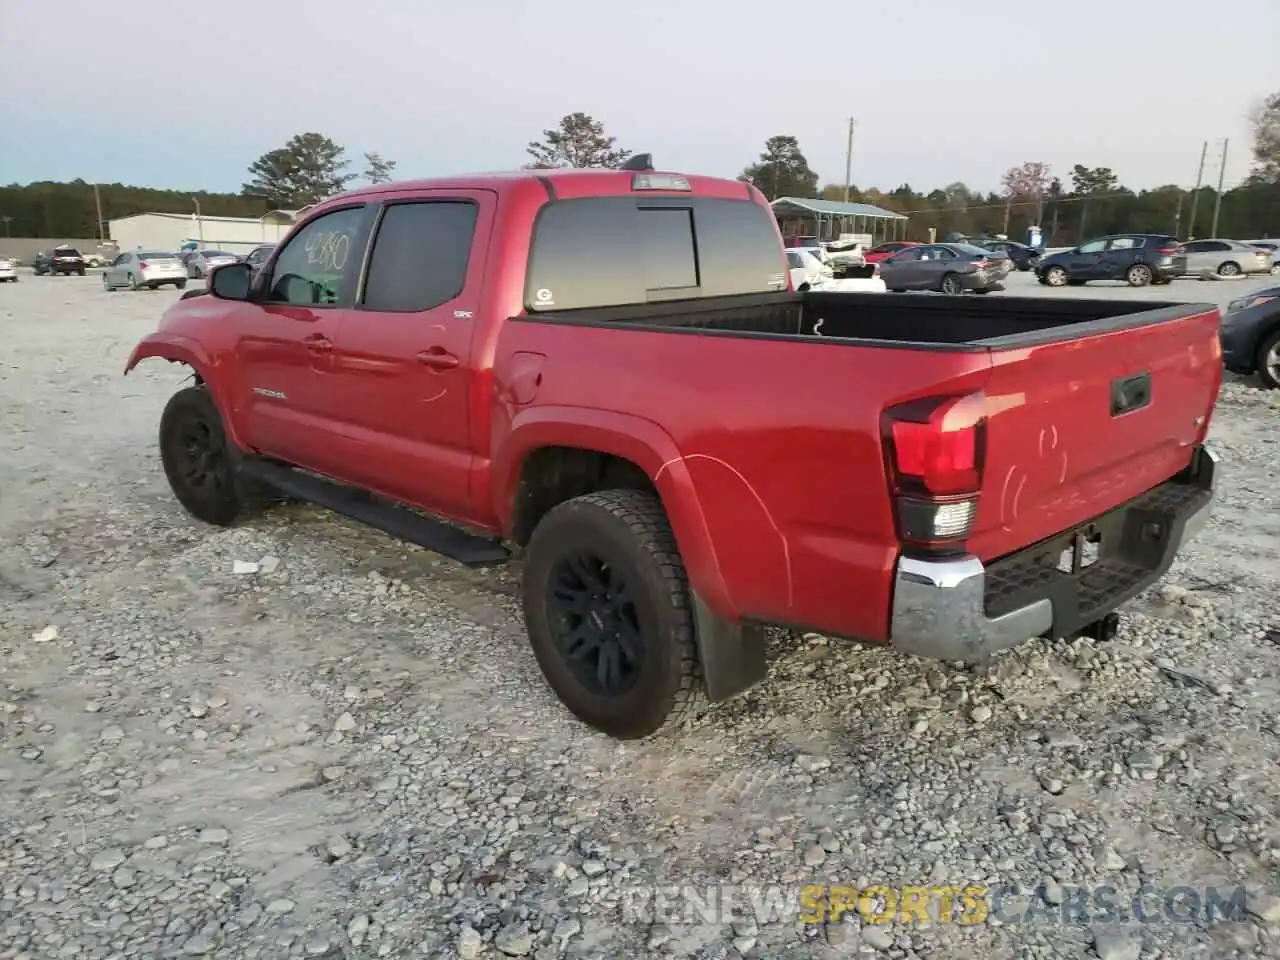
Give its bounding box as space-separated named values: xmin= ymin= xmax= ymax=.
xmin=34 ymin=246 xmax=87 ymax=276
xmin=1034 ymin=234 xmax=1185 ymax=288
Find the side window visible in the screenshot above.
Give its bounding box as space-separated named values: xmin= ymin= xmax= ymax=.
xmin=1181 ymin=240 xmax=1205 ymax=253
xmin=113 ymin=254 xmax=129 ymax=266
xmin=362 ymin=201 xmax=478 ymax=313
xmin=1078 ymin=239 xmax=1107 ymax=254
xmin=1108 ymin=237 xmax=1139 ymax=251
xmin=1204 ymin=240 xmax=1230 ymax=252
xmin=936 ymin=247 xmax=959 ymax=260
xmin=266 ymin=206 xmax=370 ymax=307
xmin=890 ymin=248 xmax=923 ymax=262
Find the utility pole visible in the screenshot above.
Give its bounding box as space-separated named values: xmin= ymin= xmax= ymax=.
xmin=192 ymin=198 xmax=204 ymax=247
xmin=843 ymin=118 xmax=856 ymax=203
xmin=0 ymin=215 xmax=11 ymax=238
xmin=93 ymin=183 xmax=105 ymax=242
xmin=1186 ymin=140 xmax=1208 ymax=240
xmin=1210 ymin=138 xmax=1228 ymax=238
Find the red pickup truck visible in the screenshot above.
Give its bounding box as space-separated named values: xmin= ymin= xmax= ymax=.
xmin=126 ymin=158 xmax=1222 ymax=740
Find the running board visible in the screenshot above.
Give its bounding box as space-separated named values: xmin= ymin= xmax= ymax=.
xmin=239 ymin=459 xmax=509 ymax=567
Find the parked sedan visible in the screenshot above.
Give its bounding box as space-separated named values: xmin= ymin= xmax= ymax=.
xmin=0 ymin=256 xmax=17 ymax=282
xmin=103 ymin=251 xmax=188 ymax=291
xmin=1177 ymin=238 xmax=1273 ymax=277
xmin=879 ymin=243 xmax=1010 ymax=294
xmin=786 ymin=249 xmax=826 ymax=291
xmin=1244 ymin=240 xmax=1280 ymax=275
xmin=185 ymin=249 xmax=239 ymax=278
xmin=863 ymin=241 xmax=918 ymax=264
xmin=980 ymin=239 xmax=1041 ymax=271
xmin=1219 ymin=285 xmax=1280 ymax=388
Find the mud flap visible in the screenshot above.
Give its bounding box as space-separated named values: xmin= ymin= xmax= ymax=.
xmin=691 ymin=592 xmax=767 ymax=701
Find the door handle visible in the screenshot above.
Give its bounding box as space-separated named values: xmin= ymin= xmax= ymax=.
xmin=417 ymin=347 xmax=459 ymax=371
xmin=303 ymin=333 xmax=332 ymax=353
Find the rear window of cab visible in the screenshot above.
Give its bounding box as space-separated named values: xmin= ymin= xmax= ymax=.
xmin=524 ymin=197 xmax=786 ymax=312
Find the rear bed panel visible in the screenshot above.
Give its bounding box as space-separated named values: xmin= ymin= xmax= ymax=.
xmin=967 ymin=306 xmax=1221 ymax=562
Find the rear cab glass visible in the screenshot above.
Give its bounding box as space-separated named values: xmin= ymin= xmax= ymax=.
xmin=524 ymin=197 xmax=785 ymax=312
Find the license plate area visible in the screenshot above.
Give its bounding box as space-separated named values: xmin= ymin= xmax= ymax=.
xmin=983 ymin=479 xmax=1210 ymax=636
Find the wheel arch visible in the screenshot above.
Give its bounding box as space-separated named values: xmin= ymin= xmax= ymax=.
xmin=496 ymin=407 xmax=735 ymax=624
xmin=124 ymin=335 xmax=245 ymax=448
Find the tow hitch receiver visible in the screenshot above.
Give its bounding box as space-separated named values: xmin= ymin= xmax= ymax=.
xmin=1076 ymin=611 xmax=1121 ymax=643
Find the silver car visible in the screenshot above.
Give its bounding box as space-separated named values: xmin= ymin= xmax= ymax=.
xmin=1177 ymin=239 xmax=1274 ymax=277
xmin=1244 ymin=240 xmax=1280 ymax=275
xmin=103 ymin=251 xmax=188 ymax=291
xmin=184 ymin=249 xmax=239 ymax=278
xmin=880 ymin=242 xmax=1012 ymax=294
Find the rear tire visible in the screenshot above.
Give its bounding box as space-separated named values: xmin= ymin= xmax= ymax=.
xmin=1126 ymin=264 xmax=1153 ymax=287
xmin=78 ymin=268 xmax=86 ymax=276
xmin=1257 ymin=329 xmax=1280 ymax=390
xmin=1217 ymin=261 xmax=1241 ymax=277
xmin=1043 ymin=266 xmax=1068 ymax=287
xmin=940 ymin=273 xmax=963 ymax=295
xmin=102 ymin=273 xmax=112 ymax=291
xmin=175 ymin=280 xmax=187 ymax=290
xmin=522 ymin=489 xmax=702 ymax=740
xmin=129 ymin=273 xmax=140 ymax=290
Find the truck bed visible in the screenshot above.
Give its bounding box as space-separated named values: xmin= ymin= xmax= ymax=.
xmin=526 ymin=290 xmax=1209 ymax=349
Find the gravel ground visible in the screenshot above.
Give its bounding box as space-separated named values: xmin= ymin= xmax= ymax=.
xmin=1 ymin=271 xmax=1278 ymax=960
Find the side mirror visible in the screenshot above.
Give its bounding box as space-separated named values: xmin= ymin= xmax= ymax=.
xmin=208 ymin=262 xmax=253 ymax=301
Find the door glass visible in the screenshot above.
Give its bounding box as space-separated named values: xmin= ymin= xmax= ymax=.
xmin=267 ymin=207 xmax=370 ymax=307
xmin=1078 ymin=240 xmax=1107 ymax=254
xmin=362 ymin=202 xmax=478 ymax=312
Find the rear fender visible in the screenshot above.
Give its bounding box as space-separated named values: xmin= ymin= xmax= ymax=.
xmin=124 ymin=334 xmax=244 ymax=449
xmin=496 ymin=405 xmax=734 ymax=620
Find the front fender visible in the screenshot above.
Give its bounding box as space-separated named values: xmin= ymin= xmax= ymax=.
xmin=124 ymin=333 xmax=244 ymax=450
xmin=495 ymin=405 xmax=737 ymax=624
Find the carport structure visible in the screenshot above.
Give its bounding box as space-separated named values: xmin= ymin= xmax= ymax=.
xmin=771 ymin=197 xmax=909 ymax=244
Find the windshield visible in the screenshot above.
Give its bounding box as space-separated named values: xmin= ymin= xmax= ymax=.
xmin=138 ymin=251 xmax=175 ymax=260
xmin=202 ymin=250 xmax=235 ymax=258
xmin=54 ymin=248 xmax=81 ymax=256
xmin=786 ymin=251 xmax=804 ymax=268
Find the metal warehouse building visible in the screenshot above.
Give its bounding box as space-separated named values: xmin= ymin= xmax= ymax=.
xmin=107 ymin=210 xmax=298 ymax=255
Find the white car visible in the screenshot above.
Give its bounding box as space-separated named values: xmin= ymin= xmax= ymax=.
xmin=103 ymin=251 xmax=188 ymax=291
xmin=0 ymin=256 xmax=17 ymax=282
xmin=787 ymin=249 xmax=828 ymax=291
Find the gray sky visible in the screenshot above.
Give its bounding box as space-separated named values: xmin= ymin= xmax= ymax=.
xmin=2 ymin=1 xmax=1277 ymax=194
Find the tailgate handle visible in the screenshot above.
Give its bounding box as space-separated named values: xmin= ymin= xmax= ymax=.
xmin=1111 ymin=372 xmax=1152 ymax=416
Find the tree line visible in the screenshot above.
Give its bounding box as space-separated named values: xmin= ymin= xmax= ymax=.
xmin=3 ymin=96 xmax=1278 ymax=245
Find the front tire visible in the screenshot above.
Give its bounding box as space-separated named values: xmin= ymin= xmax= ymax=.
xmin=129 ymin=273 xmax=140 ymax=291
xmin=522 ymin=489 xmax=702 ymax=740
xmin=175 ymin=280 xmax=187 ymax=290
xmin=1217 ymin=261 xmax=1241 ymax=277
xmin=1043 ymin=266 xmax=1068 ymax=287
xmin=159 ymin=387 xmax=245 ymax=527
xmin=1258 ymin=329 xmax=1280 ymax=390
xmin=1126 ymin=264 xmax=1152 ymax=287
xmin=102 ymin=273 xmax=112 ymax=291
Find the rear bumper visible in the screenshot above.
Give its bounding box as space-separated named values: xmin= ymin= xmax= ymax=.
xmin=889 ymin=445 xmax=1217 ymax=661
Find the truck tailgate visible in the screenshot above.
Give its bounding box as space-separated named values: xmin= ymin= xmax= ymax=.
xmin=967 ymin=305 xmax=1221 ymax=561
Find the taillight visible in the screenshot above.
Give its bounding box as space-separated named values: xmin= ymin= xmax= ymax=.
xmin=138 ymin=261 xmax=149 ymax=269
xmin=1158 ymin=246 xmax=1180 ymax=256
xmin=881 ymin=393 xmax=987 ymax=551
